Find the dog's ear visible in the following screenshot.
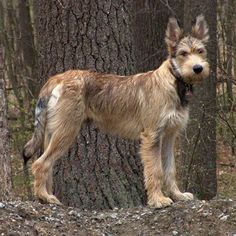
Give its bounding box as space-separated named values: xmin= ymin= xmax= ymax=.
xmin=192 ymin=15 xmax=209 ymax=44
xmin=165 ymin=17 xmax=182 ymax=56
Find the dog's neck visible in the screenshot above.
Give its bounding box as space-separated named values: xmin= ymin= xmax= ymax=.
xmin=170 ymin=58 xmax=193 ymax=107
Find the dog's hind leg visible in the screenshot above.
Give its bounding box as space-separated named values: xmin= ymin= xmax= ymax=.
xmin=32 ymin=84 xmax=85 ymax=204
xmin=43 ymin=129 xmax=53 ymax=195
xmin=162 ymin=132 xmax=194 ymax=201
xmin=32 ymin=117 xmax=83 ymax=204
xmin=140 ymin=131 xmax=173 ymax=208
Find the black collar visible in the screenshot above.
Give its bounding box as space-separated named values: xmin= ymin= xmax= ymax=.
xmin=170 ymin=58 xmax=193 ymax=107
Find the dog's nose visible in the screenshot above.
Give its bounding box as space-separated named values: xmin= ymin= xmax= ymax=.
xmin=193 ymin=64 xmax=203 ymax=74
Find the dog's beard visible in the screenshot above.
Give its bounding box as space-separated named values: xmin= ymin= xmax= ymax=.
xmin=182 ymin=74 xmax=204 ymax=85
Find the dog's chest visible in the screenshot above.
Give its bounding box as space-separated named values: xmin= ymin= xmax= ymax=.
xmin=165 ymin=107 xmax=189 ymax=132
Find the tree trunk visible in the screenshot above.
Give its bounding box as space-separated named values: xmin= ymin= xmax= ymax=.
xmin=179 ymin=0 xmax=217 ymax=200
xmin=34 ymin=0 xmax=181 ymax=209
xmin=0 ymin=39 xmax=13 ymax=201
xmin=225 ymin=5 xmax=233 ymax=107
xmin=0 ymin=0 xmax=36 ymax=200
xmin=18 ymin=0 xmax=38 ymax=98
xmin=225 ymin=0 xmax=235 ymax=155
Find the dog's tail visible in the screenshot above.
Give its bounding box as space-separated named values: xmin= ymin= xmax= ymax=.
xmin=22 ymin=95 xmax=50 ymax=164
xmin=23 ymin=75 xmax=68 ymax=164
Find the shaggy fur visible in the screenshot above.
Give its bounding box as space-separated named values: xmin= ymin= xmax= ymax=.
xmin=23 ymin=15 xmax=210 ymax=208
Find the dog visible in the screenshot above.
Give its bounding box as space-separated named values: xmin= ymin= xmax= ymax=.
xmin=23 ymin=15 xmax=210 ymax=208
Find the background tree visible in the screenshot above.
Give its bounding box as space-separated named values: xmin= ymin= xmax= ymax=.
xmin=0 ymin=7 xmax=12 ymax=199
xmin=179 ymin=0 xmax=217 ymax=199
xmin=0 ymin=0 xmax=36 ymax=199
xmin=217 ymin=0 xmax=236 ymax=156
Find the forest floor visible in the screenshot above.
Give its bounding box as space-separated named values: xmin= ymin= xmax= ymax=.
xmin=0 ymin=198 xmax=236 ymax=236
xmin=6 ymin=125 xmax=236 ymax=235
xmin=217 ymin=142 xmax=236 ymax=200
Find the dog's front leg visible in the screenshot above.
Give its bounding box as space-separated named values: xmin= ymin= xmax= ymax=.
xmin=140 ymin=131 xmax=173 ymax=208
xmin=162 ymin=132 xmax=194 ymax=201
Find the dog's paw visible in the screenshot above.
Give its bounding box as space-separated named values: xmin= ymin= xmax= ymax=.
xmin=47 ymin=195 xmax=62 ymax=205
xmin=38 ymin=194 xmax=62 ymax=205
xmin=172 ymin=192 xmax=194 ymax=201
xmin=148 ymin=196 xmax=173 ymax=208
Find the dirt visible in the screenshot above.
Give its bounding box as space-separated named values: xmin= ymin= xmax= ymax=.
xmin=0 ymin=199 xmax=236 ymax=236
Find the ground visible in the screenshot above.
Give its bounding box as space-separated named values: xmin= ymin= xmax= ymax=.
xmin=0 ymin=199 xmax=236 ymax=236
xmin=217 ymin=142 xmax=236 ymax=200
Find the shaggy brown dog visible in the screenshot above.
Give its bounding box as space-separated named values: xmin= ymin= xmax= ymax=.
xmin=23 ymin=15 xmax=210 ymax=208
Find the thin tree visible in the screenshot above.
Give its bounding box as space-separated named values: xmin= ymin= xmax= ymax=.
xmin=0 ymin=27 xmax=13 ymax=200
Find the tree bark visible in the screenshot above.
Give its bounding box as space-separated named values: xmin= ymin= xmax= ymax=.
xmin=34 ymin=0 xmax=181 ymax=209
xmin=0 ymin=0 xmax=36 ymax=200
xmin=179 ymin=0 xmax=217 ymax=200
xmin=225 ymin=0 xmax=235 ymax=155
xmin=18 ymin=0 xmax=38 ymax=98
xmin=0 ymin=34 xmax=13 ymax=201
xmin=0 ymin=0 xmax=37 ymax=130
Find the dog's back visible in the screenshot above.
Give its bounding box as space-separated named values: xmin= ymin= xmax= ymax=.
xmin=23 ymin=69 xmax=158 ymax=163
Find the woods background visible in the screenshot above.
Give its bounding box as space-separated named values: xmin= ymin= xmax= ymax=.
xmin=0 ymin=0 xmax=235 ymax=209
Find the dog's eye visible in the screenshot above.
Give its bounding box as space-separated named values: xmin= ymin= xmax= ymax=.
xmin=198 ymin=49 xmax=204 ymax=54
xmin=179 ymin=51 xmax=188 ymax=57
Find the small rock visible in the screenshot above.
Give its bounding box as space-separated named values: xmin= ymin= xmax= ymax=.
xmin=202 ymin=211 xmax=211 ymax=217
xmin=132 ymin=214 xmax=140 ymax=220
xmin=0 ymin=203 xmax=5 ymax=209
xmin=154 ymin=215 xmax=159 ymax=221
xmin=110 ymin=213 xmax=118 ymax=219
xmin=197 ymin=208 xmax=203 ymax=213
xmin=115 ymin=220 xmax=122 ymax=225
xmin=172 ymin=230 xmax=179 ymax=235
xmin=55 ymin=222 xmax=61 ymax=228
xmin=93 ymin=213 xmax=106 ymax=220
xmin=220 ymin=215 xmax=229 ymax=221
xmin=24 ymin=220 xmax=34 ymax=227
xmin=68 ymin=210 xmax=77 ymax=216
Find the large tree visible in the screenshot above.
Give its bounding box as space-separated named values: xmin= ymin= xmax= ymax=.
xmin=33 ymin=0 xmax=182 ymax=209
xmin=33 ymin=0 xmax=216 ymax=208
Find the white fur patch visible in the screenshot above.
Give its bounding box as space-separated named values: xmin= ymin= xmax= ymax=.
xmin=162 ymin=108 xmax=189 ymax=132
xmin=35 ymin=106 xmax=41 ymax=118
xmin=48 ymin=84 xmax=63 ymax=109
xmin=169 ymin=109 xmax=189 ymax=129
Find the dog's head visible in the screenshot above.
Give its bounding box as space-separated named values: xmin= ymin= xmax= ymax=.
xmin=165 ymin=15 xmax=210 ymax=85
